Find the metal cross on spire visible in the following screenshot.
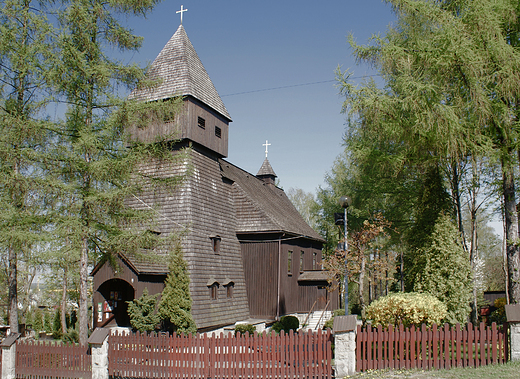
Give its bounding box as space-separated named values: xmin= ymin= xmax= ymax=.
xmin=176 ymin=5 xmax=188 ymax=24
xmin=263 ymin=140 xmax=271 ymax=158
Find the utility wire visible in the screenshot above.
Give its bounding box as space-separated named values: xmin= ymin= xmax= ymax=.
xmin=220 ymin=75 xmax=379 ymax=97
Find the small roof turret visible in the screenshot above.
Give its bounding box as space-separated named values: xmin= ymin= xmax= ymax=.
xmin=257 ymin=158 xmax=277 ymax=187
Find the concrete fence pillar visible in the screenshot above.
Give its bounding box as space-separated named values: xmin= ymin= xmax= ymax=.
xmin=88 ymin=328 xmax=110 ymax=379
xmin=333 ymin=315 xmax=357 ymax=378
xmin=506 ymin=304 xmax=520 ymax=361
xmin=1 ymin=333 xmax=20 ymax=379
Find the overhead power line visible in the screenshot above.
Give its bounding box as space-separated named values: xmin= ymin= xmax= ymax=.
xmin=220 ymin=75 xmax=379 ymax=97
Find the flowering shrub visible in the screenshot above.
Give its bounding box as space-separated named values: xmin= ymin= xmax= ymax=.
xmin=366 ymin=292 xmax=447 ymax=327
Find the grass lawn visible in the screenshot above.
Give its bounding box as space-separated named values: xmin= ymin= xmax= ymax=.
xmin=345 ymin=360 xmax=520 ymax=378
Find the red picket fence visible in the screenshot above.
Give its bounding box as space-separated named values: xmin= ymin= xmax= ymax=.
xmin=356 ymin=322 xmax=507 ymax=372
xmin=109 ymin=329 xmax=333 ymax=379
xmin=15 ymin=340 xmax=91 ymax=379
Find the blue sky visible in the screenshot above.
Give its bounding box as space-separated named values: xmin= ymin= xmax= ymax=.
xmin=124 ymin=0 xmax=396 ymax=195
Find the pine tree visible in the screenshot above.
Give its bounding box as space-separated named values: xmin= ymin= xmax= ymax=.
xmin=158 ymin=243 xmax=196 ymax=334
xmin=414 ymin=214 xmax=472 ymax=325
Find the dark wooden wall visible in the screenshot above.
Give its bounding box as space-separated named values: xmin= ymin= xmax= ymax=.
xmin=240 ymin=240 xmax=279 ymax=318
xmin=240 ymin=237 xmax=339 ymax=319
xmin=126 ymin=97 xmax=229 ymax=158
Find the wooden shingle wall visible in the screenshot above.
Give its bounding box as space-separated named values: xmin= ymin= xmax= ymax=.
xmin=125 ymin=145 xmax=250 ymax=329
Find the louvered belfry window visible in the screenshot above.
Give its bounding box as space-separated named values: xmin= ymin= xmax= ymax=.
xmin=198 ymin=116 xmax=205 ymax=129
xmin=215 ymin=126 xmax=222 ymax=138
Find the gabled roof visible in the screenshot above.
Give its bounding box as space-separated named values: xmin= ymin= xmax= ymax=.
xmin=130 ymin=25 xmax=231 ymax=121
xmin=220 ymin=160 xmax=324 ymax=242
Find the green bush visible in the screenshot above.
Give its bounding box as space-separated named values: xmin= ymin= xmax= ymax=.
xmin=127 ymin=288 xmax=160 ymax=333
xmin=272 ymin=315 xmax=299 ymax=334
xmin=62 ymin=329 xmax=79 ymax=344
xmin=366 ymin=292 xmax=447 ymax=328
xmin=234 ymin=324 xmax=256 ymax=336
xmin=489 ymin=297 xmax=507 ymax=325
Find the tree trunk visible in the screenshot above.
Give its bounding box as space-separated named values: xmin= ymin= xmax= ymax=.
xmin=359 ymin=254 xmax=366 ymax=321
xmin=79 ymin=237 xmax=88 ymax=345
xmin=61 ymin=267 xmax=68 ymax=335
xmin=502 ymin=161 xmax=520 ymax=303
xmin=8 ymin=245 xmax=18 ymax=333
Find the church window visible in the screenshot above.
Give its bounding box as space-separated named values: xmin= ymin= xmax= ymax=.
xmin=300 ymin=251 xmax=304 ymax=272
xmin=210 ymin=235 xmax=221 ymax=254
xmin=225 ymin=283 xmax=234 ymax=298
xmin=198 ymin=116 xmax=206 ymax=129
xmin=209 ymin=283 xmax=219 ymax=300
xmin=215 ymin=126 xmax=222 ymax=138
xmin=288 ymin=251 xmax=293 ymax=275
xmin=313 ymin=252 xmax=317 ymax=269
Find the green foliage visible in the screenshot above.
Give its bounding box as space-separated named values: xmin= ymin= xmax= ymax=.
xmin=157 ymin=244 xmax=196 ymax=334
xmin=127 ymin=288 xmax=160 ymax=333
xmin=414 ymin=214 xmax=472 ymax=325
xmin=43 ymin=310 xmax=52 ymax=333
xmin=32 ymin=308 xmax=43 ymax=332
xmin=489 ymin=298 xmax=507 ymax=325
xmin=272 ymin=315 xmax=299 ymax=334
xmin=366 ymin=292 xmax=447 ymax=328
xmin=62 ymin=329 xmax=79 ymax=344
xmin=234 ymin=324 xmax=256 ymax=336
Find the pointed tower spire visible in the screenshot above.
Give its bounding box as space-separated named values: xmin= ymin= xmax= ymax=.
xmin=130 ymin=25 xmax=231 ymax=121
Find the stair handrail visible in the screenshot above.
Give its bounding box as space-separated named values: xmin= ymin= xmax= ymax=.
xmin=314 ymin=300 xmax=331 ymax=330
xmin=302 ymin=300 xmax=317 ymax=329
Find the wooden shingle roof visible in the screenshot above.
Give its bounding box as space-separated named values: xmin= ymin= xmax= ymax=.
xmin=220 ymin=160 xmax=324 ymax=242
xmin=130 ymin=25 xmax=231 ymax=121
xmin=257 ymin=158 xmax=277 ymax=177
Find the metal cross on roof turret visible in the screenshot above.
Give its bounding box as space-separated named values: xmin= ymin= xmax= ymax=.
xmin=176 ymin=5 xmax=188 ymax=24
xmin=263 ymin=140 xmax=271 ymax=158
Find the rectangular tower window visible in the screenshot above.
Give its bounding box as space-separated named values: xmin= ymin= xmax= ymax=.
xmin=210 ymin=235 xmax=221 ymax=254
xmin=215 ymin=126 xmax=222 ymax=138
xmin=313 ymin=252 xmax=317 ymax=270
xmin=198 ymin=116 xmax=206 ymax=129
xmin=288 ymin=251 xmax=293 ymax=275
xmin=300 ymin=251 xmax=305 ymax=272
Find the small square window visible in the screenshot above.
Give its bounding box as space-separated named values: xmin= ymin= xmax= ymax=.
xmin=198 ymin=116 xmax=206 ymax=129
xmin=215 ymin=126 xmax=222 ymax=138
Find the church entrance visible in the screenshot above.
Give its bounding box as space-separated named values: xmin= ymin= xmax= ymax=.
xmin=96 ymin=279 xmax=135 ymax=327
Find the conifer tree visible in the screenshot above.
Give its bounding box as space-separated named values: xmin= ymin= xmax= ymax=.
xmin=51 ymin=0 xmax=186 ymax=345
xmin=337 ymin=0 xmax=520 ymax=302
xmin=127 ymin=288 xmax=160 ymax=333
xmin=0 ymin=0 xmax=54 ymax=332
xmin=158 ymin=243 xmax=196 ymax=334
xmin=414 ymin=214 xmax=472 ymax=325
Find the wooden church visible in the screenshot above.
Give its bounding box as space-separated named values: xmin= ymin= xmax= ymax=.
xmin=92 ymin=22 xmax=338 ymax=332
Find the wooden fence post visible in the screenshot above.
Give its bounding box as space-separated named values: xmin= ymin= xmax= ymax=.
xmin=333 ymin=315 xmax=357 ymax=377
xmin=88 ymin=328 xmax=110 ymax=379
xmin=1 ymin=333 xmax=20 ymax=379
